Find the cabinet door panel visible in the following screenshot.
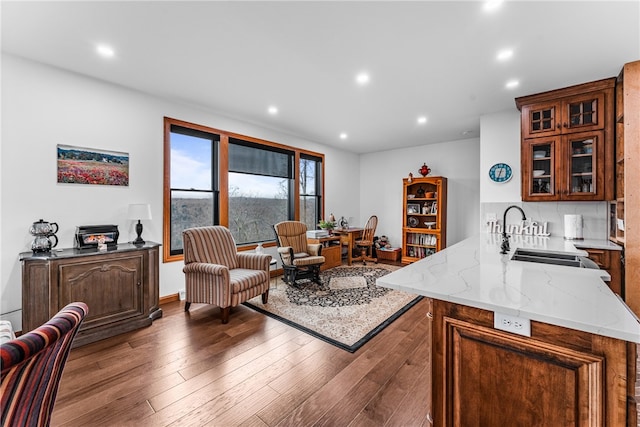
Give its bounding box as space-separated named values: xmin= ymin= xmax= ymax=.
xmin=562 ymin=92 xmax=606 ymax=133
xmin=522 ymin=138 xmax=559 ymax=201
xmin=563 ymin=131 xmax=605 ymax=201
xmin=58 ymin=255 xmax=143 ymax=329
xmin=441 ymin=317 xmax=603 ymax=427
xmin=522 ymin=102 xmax=559 ymax=138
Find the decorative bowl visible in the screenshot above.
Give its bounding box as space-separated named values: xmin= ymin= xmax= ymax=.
xmin=407 ymin=194 xmax=415 ymax=199
xmin=533 ymin=151 xmax=546 ymax=158
xmin=533 ymin=170 xmax=545 ymax=177
xmin=424 ymin=222 xmax=436 ymax=229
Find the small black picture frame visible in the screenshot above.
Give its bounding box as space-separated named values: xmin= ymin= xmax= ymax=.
xmin=407 ymin=203 xmax=420 ymax=214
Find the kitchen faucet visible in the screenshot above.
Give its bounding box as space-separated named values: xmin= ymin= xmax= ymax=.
xmin=500 ymin=205 xmax=527 ymax=254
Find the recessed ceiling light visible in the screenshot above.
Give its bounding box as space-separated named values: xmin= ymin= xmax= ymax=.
xmin=483 ymin=0 xmax=503 ymax=12
xmin=497 ymin=49 xmax=513 ymax=61
xmin=339 ymin=133 xmax=348 ymax=140
xmin=417 ymin=116 xmax=427 ymax=125
xmin=268 ymin=106 xmax=278 ymax=115
xmin=96 ymin=44 xmax=115 ymax=58
xmin=505 ymin=79 xmax=520 ymax=89
xmin=355 ymin=72 xmax=370 ymax=85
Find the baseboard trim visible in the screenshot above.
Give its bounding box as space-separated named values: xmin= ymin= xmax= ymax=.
xmin=160 ymin=294 xmax=180 ymax=305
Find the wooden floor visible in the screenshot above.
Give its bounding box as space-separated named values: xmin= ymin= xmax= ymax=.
xmin=50 ymin=289 xmax=433 ymax=426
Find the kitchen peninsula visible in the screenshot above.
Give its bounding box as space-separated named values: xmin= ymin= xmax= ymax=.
xmin=378 ymin=234 xmax=640 ymax=426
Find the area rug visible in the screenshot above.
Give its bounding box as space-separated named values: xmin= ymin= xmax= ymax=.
xmin=243 ymin=264 xmax=421 ymax=352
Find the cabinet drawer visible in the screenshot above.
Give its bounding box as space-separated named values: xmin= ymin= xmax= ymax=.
xmin=585 ymin=249 xmax=609 ymax=269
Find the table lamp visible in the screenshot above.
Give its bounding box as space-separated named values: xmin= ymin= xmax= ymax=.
xmin=128 ymin=203 xmax=152 ymax=245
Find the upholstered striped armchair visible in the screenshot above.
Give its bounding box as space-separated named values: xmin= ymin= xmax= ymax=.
xmin=1 ymin=302 xmax=88 ymax=427
xmin=273 ymin=221 xmax=325 ymax=285
xmin=182 ymin=226 xmax=272 ymax=324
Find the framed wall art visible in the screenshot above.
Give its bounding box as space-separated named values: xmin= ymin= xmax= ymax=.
xmin=57 ymin=144 xmax=129 ymax=186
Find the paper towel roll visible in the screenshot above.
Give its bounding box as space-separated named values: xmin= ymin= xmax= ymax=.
xmin=564 ymin=214 xmax=583 ymax=240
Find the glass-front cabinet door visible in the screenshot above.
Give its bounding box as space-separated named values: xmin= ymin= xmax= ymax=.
xmin=563 ymin=131 xmax=604 ymax=201
xmin=523 ymin=138 xmax=558 ymax=201
xmin=562 ymin=92 xmax=605 ymax=133
xmin=521 ymin=102 xmax=559 ymax=139
xmin=523 ymin=131 xmax=605 ymax=202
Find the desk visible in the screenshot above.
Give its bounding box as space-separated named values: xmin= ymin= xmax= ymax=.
xmin=307 ymin=235 xmax=342 ymax=270
xmin=331 ymin=227 xmax=363 ymax=266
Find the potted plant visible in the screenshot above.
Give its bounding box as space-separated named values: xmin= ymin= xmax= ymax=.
xmin=318 ymin=219 xmax=336 ymax=230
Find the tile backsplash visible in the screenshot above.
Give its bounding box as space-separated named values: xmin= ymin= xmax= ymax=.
xmin=480 ymin=201 xmax=609 ymax=240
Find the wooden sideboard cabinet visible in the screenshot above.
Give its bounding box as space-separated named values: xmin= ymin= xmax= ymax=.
xmin=20 ymin=242 xmax=162 ymax=347
xmin=516 ymin=78 xmax=615 ymax=202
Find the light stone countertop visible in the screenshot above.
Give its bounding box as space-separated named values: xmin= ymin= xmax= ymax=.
xmin=377 ymin=233 xmax=640 ymax=343
xmin=573 ymin=239 xmax=623 ymax=251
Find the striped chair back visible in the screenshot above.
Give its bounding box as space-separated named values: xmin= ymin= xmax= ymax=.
xmin=273 ymin=221 xmax=309 ymax=254
xmin=1 ymin=302 xmax=88 ymax=427
xmin=183 ymin=226 xmax=239 ymax=269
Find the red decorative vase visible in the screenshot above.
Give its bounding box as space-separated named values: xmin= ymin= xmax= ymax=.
xmin=418 ymin=163 xmax=431 ymax=177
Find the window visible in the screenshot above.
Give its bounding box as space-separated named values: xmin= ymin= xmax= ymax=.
xmin=228 ymin=138 xmax=293 ymax=245
xmin=165 ymin=121 xmax=219 ymax=260
xmin=163 ymin=117 xmax=324 ymax=262
xmin=299 ymin=154 xmax=322 ymax=231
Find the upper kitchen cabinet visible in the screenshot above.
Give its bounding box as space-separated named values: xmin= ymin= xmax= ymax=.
xmin=516 ymin=78 xmax=615 ymax=202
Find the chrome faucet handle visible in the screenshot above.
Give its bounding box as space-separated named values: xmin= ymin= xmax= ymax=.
xmin=500 ymin=233 xmax=510 ymax=254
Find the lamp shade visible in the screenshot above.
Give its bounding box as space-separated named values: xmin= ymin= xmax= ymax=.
xmin=127 ymin=203 xmax=152 ymax=220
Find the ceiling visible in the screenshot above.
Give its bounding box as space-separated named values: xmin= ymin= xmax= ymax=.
xmin=2 ymin=1 xmax=639 ymax=154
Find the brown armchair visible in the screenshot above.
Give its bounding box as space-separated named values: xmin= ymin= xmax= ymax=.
xmin=352 ymin=215 xmax=378 ymax=265
xmin=182 ymin=226 xmax=272 ymax=324
xmin=273 ymin=221 xmax=325 ymax=285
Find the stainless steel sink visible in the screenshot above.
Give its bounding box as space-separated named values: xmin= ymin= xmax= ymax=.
xmin=511 ymin=248 xmax=598 ymax=268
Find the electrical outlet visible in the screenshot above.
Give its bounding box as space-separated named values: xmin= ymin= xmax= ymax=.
xmin=494 ymin=312 xmax=531 ymax=337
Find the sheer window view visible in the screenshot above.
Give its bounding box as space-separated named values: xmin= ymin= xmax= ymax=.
xmin=300 ymin=156 xmax=322 ymax=231
xmin=169 ymin=129 xmax=218 ymax=255
xmin=228 ymin=140 xmax=292 ymax=245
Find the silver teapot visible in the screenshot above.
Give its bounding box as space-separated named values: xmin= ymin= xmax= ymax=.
xmin=31 ymin=234 xmax=59 ymax=253
xmin=30 ymin=219 xmax=59 ymax=253
xmin=30 ymin=219 xmax=59 ymax=236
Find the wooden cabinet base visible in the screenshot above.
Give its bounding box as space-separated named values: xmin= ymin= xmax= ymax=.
xmin=21 ymin=242 xmax=162 ymax=347
xmin=432 ymin=300 xmax=629 ymax=426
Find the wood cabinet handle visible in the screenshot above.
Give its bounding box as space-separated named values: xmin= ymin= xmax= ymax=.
xmin=557 ymin=124 xmax=561 ymax=129
xmin=563 ymin=122 xmax=568 ymax=128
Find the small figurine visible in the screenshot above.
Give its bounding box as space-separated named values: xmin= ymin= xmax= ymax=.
xmin=408 ymin=172 xmax=413 ymax=183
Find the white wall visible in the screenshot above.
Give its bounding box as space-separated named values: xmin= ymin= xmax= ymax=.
xmin=479 ymin=110 xmax=522 ymax=203
xmin=359 ymin=138 xmax=481 ymax=249
xmin=0 ymin=54 xmax=361 ymax=328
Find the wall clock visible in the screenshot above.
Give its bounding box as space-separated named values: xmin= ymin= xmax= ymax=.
xmin=489 ymin=163 xmax=513 ymax=183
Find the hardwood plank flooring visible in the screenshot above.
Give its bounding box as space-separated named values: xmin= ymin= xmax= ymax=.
xmin=51 ymin=292 xmax=433 ymax=426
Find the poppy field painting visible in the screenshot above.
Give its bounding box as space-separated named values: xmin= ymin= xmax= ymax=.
xmin=57 ymin=145 xmax=129 ymax=186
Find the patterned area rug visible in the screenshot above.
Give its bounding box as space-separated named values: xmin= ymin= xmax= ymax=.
xmin=243 ymin=264 xmax=421 ymax=352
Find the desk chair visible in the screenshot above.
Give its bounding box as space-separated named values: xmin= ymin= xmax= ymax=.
xmin=352 ymin=215 xmax=378 ymax=265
